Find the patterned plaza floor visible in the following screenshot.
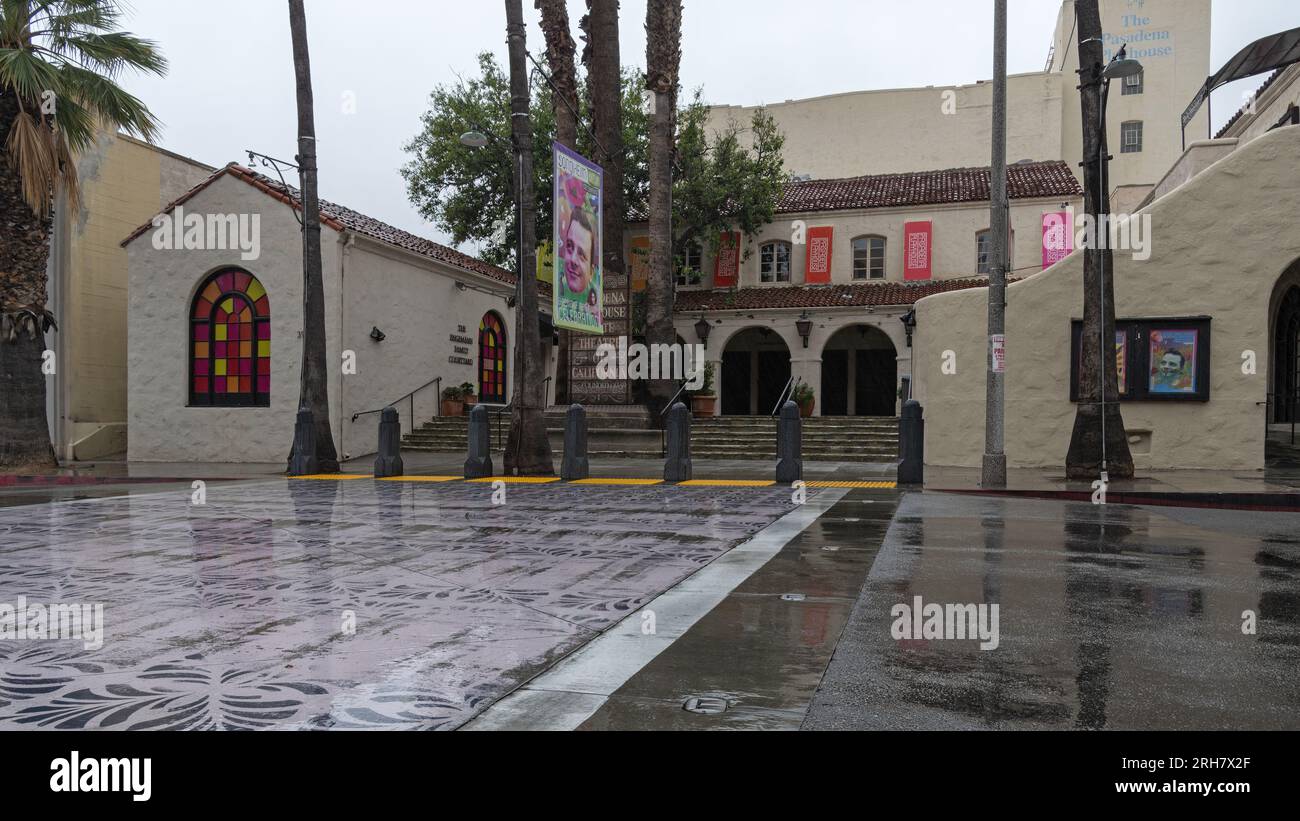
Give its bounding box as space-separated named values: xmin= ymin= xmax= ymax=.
xmin=0 ymin=479 xmax=807 ymax=730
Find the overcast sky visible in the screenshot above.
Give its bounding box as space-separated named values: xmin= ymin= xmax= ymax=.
xmin=115 ymin=0 xmax=1298 ymax=244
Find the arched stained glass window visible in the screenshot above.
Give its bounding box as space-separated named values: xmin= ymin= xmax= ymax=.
xmin=190 ymin=269 xmax=270 ymax=407
xmin=479 ymin=312 xmax=507 ymax=405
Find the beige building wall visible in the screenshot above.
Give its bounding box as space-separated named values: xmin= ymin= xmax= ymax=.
xmin=628 ymin=196 xmax=1082 ymax=290
xmin=52 ymin=132 xmax=212 ymax=460
xmin=1053 ymin=0 xmax=1212 ymax=202
xmin=708 ymin=72 xmax=1063 ymax=180
xmin=1219 ymin=64 xmax=1300 ymax=144
xmin=911 ymin=126 xmax=1300 ymax=472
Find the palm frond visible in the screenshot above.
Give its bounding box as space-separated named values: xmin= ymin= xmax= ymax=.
xmin=4 ymin=108 xmax=57 ymax=215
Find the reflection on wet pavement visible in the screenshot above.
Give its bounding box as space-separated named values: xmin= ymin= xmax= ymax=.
xmin=0 ymin=479 xmax=805 ymax=730
xmin=805 ymin=492 xmax=1300 ymax=730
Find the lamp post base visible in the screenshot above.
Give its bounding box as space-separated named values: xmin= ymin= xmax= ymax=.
xmin=981 ymin=453 xmax=1007 ymax=488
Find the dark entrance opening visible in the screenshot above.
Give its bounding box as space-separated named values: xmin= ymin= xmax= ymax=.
xmin=820 ymin=324 xmax=898 ymax=416
xmin=1275 ymin=286 xmax=1300 ymax=424
xmin=721 ymin=327 xmax=791 ymax=415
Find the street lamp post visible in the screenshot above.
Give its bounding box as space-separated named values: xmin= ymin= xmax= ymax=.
xmin=982 ymin=0 xmax=1009 ymax=488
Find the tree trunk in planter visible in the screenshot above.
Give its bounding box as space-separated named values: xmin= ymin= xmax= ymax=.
xmin=0 ymin=88 xmax=58 ymax=471
xmin=537 ymin=0 xmax=579 ymax=407
xmin=644 ymin=0 xmax=683 ymax=423
xmin=1065 ymin=0 xmax=1134 ymax=480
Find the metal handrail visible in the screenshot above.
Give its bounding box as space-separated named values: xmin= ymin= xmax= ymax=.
xmin=661 ymin=379 xmax=690 ymax=416
xmin=771 ymin=376 xmax=799 ymax=417
xmin=351 ymin=376 xmax=443 ymax=426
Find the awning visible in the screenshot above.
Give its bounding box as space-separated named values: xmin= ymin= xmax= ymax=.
xmin=1182 ymin=27 xmax=1300 ymax=141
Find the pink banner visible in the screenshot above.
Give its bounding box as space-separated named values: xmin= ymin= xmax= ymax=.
xmin=805 ymin=226 xmax=833 ymax=284
xmin=904 ymin=221 xmax=932 ymax=281
xmin=1042 ymin=211 xmax=1073 ymax=269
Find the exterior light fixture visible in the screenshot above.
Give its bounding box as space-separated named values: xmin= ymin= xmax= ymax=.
xmin=1103 ymin=56 xmax=1144 ymax=81
xmin=459 ymin=131 xmax=490 ymax=148
xmin=456 ymin=282 xmax=468 ymax=292
xmin=796 ymin=311 xmax=813 ymax=348
xmin=900 ymin=310 xmax=917 ymax=348
xmin=694 ymin=315 xmax=712 ymax=349
xmin=370 ymin=326 xmax=387 ymax=343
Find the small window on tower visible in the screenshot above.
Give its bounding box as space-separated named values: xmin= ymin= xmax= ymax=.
xmin=1121 ymin=70 xmax=1144 ymax=96
xmin=1121 ymin=120 xmax=1144 ymax=153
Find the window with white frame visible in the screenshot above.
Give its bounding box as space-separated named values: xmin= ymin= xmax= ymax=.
xmin=1121 ymin=70 xmax=1144 ymax=95
xmin=852 ymin=236 xmax=886 ymax=280
xmin=759 ymin=241 xmax=792 ymax=283
xmin=1121 ymin=120 xmax=1143 ymax=153
xmin=677 ymin=241 xmax=703 ymax=286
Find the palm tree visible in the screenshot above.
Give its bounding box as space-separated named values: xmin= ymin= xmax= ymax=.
xmin=286 ymin=0 xmax=339 ymax=473
xmin=1065 ymin=0 xmax=1134 ymax=480
xmin=536 ymin=0 xmax=577 ymax=407
xmin=0 ymin=0 xmax=165 ymax=471
xmin=503 ymin=0 xmax=553 ymax=475
xmin=644 ymin=0 xmax=682 ymax=419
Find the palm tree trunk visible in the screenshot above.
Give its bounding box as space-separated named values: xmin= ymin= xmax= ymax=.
xmin=582 ymin=0 xmax=628 ymax=407
xmin=537 ymin=0 xmax=578 ymax=407
xmin=1065 ymin=0 xmax=1134 ymax=480
xmin=504 ymin=0 xmax=554 ymax=475
xmin=0 ymin=87 xmax=58 ymax=471
xmin=288 ymin=0 xmax=339 ymax=473
xmin=644 ymin=0 xmax=682 ymax=420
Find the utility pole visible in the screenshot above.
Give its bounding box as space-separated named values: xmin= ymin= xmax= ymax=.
xmin=981 ymin=0 xmax=1009 ymax=488
xmin=503 ymin=0 xmax=554 ymax=475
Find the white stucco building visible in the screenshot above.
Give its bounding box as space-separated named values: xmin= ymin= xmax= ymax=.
xmin=123 ymin=164 xmax=541 ymax=464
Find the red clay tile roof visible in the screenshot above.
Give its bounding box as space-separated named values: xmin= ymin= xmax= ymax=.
xmin=674 ymin=278 xmax=1003 ymax=312
xmin=775 ymin=161 xmax=1080 ymax=213
xmin=120 ymin=163 xmax=535 ymax=293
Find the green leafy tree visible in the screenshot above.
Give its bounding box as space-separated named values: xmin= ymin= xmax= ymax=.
xmin=401 ymin=53 xmax=646 ymax=273
xmin=0 ymin=0 xmax=165 ymax=471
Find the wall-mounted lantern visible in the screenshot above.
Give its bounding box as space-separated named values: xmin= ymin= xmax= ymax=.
xmin=796 ymin=311 xmax=813 ymax=349
xmin=694 ymin=315 xmax=712 ymax=349
xmin=900 ymin=310 xmax=917 ymax=348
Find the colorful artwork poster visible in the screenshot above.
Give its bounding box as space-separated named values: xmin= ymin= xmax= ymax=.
xmin=1149 ymin=329 xmax=1198 ymax=394
xmin=553 ymin=142 xmax=604 ymax=334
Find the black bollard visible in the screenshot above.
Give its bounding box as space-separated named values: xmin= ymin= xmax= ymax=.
xmin=776 ymin=400 xmax=802 ymax=484
xmin=287 ymin=405 xmax=318 ymax=476
xmin=664 ymin=401 xmax=692 ymax=483
xmin=898 ymin=399 xmax=924 ymax=485
xmin=374 ymin=406 xmax=404 ymax=479
xmin=561 ymin=404 xmax=590 ymax=481
xmin=464 ymin=404 xmax=493 ymax=479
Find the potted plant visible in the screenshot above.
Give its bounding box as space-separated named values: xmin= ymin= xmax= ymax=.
xmin=688 ymin=362 xmax=717 ymax=419
xmin=791 ymin=383 xmax=815 ymax=418
xmin=460 ymin=382 xmax=478 ymax=407
xmin=441 ymin=385 xmax=465 ymax=417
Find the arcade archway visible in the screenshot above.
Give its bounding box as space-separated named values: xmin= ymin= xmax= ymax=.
xmin=820 ymin=324 xmax=898 ymax=416
xmin=721 ymin=327 xmax=791 ymax=416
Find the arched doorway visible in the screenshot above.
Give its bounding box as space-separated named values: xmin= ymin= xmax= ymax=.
xmin=478 ymin=312 xmax=507 ymax=405
xmin=820 ymin=325 xmax=897 ymax=416
xmin=721 ymin=327 xmax=791 ymax=415
xmin=1274 ymin=286 xmax=1300 ymax=424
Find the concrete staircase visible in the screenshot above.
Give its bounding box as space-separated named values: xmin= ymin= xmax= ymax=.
xmin=402 ymin=412 xmax=899 ymax=463
xmin=691 ymin=416 xmax=899 ymax=462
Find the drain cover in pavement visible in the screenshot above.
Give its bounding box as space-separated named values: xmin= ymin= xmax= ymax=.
xmin=683 ymin=697 xmax=729 ymax=715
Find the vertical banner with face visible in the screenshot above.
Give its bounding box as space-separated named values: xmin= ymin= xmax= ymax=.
xmin=805 ymin=226 xmax=834 ymax=284
xmin=714 ymin=231 xmax=740 ymax=287
xmin=903 ymin=221 xmax=932 ymax=281
xmin=553 ymin=142 xmax=604 ymax=333
xmin=1042 ymin=211 xmax=1073 ymax=270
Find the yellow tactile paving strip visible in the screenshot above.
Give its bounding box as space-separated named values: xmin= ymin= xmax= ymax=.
xmin=290 ymin=476 xmax=896 ymax=489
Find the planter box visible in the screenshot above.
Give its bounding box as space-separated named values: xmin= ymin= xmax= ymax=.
xmin=691 ymin=395 xmax=717 ymax=419
xmin=798 ymin=398 xmax=815 ymax=418
xmin=441 ymin=399 xmax=465 ymax=418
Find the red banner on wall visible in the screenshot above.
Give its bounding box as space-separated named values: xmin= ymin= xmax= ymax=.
xmin=714 ymin=231 xmax=740 ymax=287
xmin=904 ymin=221 xmax=932 ymax=281
xmin=805 ymin=226 xmax=833 ymax=284
xmin=1041 ymin=211 xmax=1073 ymax=270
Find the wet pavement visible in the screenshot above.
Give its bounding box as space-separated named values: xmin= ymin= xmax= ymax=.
xmin=0 ymin=478 xmax=813 ymax=730
xmin=804 ymin=492 xmax=1300 ymax=730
